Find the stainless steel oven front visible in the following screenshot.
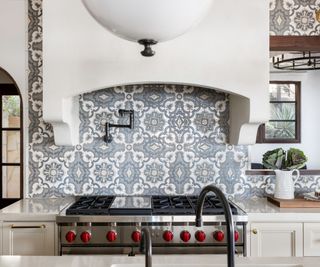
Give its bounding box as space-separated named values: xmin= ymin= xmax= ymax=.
xmin=58 ymin=217 xmax=247 ymax=256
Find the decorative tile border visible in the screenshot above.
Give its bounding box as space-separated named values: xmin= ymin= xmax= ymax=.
xmin=245 ymin=175 xmax=320 ymax=198
xmin=270 ymin=0 xmax=320 ymax=35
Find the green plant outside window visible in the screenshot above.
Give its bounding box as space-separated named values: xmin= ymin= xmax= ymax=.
xmin=257 ymin=81 xmax=301 ymax=143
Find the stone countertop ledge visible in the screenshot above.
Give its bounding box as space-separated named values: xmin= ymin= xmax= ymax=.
xmin=0 ymin=197 xmax=74 ymax=221
xmin=235 ymin=198 xmax=320 ymax=222
xmin=2 ymin=197 xmax=320 ymax=222
xmin=0 ymin=255 xmax=317 ymax=267
xmin=0 ymin=197 xmax=320 ymax=224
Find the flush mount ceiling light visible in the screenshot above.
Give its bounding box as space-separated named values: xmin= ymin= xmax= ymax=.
xmin=82 ymin=0 xmax=214 ymax=57
xmin=272 ymin=52 xmax=320 ymax=71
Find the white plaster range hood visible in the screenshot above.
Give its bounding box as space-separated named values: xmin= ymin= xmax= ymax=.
xmin=42 ymin=0 xmax=269 ymax=146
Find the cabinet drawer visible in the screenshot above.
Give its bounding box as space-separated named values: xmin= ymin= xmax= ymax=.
xmin=2 ymin=222 xmax=55 ymax=255
xmin=250 ymin=222 xmax=303 ymax=257
xmin=304 ymin=223 xmax=320 ymax=256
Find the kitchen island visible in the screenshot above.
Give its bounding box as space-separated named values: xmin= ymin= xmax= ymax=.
xmin=0 ymin=254 xmax=315 ymax=267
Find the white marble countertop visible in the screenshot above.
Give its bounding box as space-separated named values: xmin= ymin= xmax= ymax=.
xmin=235 ymin=198 xmax=320 ymax=222
xmin=2 ymin=197 xmax=320 ymax=222
xmin=0 ymin=198 xmax=74 ymax=221
xmin=0 ymin=255 xmax=316 ymax=267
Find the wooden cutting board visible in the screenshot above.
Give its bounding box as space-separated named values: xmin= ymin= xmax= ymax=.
xmin=267 ymin=196 xmax=320 ymax=208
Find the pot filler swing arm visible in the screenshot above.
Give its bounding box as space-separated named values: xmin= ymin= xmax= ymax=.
xmin=104 ymin=109 xmax=134 ymax=143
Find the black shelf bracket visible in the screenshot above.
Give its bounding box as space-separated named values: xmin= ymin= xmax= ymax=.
xmin=104 ymin=109 xmax=134 ymax=143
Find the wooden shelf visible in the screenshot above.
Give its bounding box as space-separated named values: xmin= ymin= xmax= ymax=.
xmin=270 ymin=36 xmax=320 ymax=52
xmin=246 ymin=169 xmax=320 ymax=175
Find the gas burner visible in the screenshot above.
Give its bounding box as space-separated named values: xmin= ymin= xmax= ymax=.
xmin=152 ymin=196 xmax=194 ymax=215
xmin=66 ymin=196 xmax=114 ymax=215
xmin=151 ymin=195 xmax=238 ymax=216
xmin=65 ymin=195 xmax=238 ymax=216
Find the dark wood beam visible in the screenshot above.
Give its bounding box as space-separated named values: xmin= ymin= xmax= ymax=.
xmin=270 ymin=36 xmax=320 ymax=52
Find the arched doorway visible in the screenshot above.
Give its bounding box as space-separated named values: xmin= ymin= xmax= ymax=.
xmin=0 ymin=67 xmax=23 ymax=209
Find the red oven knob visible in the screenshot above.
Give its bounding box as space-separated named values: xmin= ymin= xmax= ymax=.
xmin=214 ymin=230 xmax=224 ymax=242
xmin=234 ymin=230 xmax=239 ymax=242
xmin=195 ymin=230 xmax=206 ymax=242
xmin=180 ymin=230 xmax=191 ymax=242
xmin=163 ymin=230 xmax=174 ymax=242
xmin=65 ymin=231 xmax=76 ymax=243
xmin=106 ymin=231 xmax=117 ymax=242
xmin=132 ymin=230 xmax=142 ymax=242
xmin=80 ymin=231 xmax=91 ymax=243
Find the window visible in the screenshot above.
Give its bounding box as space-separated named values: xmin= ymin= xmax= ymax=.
xmin=0 ymin=83 xmax=23 ymax=208
xmin=257 ymin=81 xmax=301 ymax=143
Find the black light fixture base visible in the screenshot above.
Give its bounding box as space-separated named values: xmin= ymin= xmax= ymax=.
xmin=138 ymin=39 xmax=157 ymax=57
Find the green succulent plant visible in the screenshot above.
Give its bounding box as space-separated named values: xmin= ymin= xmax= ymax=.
xmin=262 ymin=147 xmax=307 ymax=170
xmin=262 ymin=148 xmax=286 ymax=169
xmin=286 ymin=148 xmax=307 ymax=170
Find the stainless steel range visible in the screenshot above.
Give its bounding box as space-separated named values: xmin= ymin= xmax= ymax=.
xmin=57 ymin=195 xmax=248 ymax=256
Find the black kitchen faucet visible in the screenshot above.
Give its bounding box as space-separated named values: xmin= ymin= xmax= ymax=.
xmin=140 ymin=228 xmax=152 ymax=267
xmin=195 ymin=185 xmax=236 ymax=267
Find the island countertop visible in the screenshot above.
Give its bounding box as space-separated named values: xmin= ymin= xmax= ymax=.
xmin=0 ymin=254 xmax=316 ymax=267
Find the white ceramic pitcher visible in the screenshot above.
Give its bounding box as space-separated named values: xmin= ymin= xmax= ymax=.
xmin=274 ymin=169 xmax=300 ymax=199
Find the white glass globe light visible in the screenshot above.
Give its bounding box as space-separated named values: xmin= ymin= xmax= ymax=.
xmin=82 ymin=0 xmax=214 ymax=56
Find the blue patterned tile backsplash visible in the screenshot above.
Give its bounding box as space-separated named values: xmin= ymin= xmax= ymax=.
xmin=29 ymin=82 xmax=250 ymax=198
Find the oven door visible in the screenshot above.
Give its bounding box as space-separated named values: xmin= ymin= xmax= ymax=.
xmin=61 ymin=246 xmax=135 ymax=255
xmin=60 ymin=245 xmax=244 ymax=256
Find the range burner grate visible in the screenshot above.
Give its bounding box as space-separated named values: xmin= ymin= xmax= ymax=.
xmin=188 ymin=195 xmax=238 ymax=215
xmin=152 ymin=196 xmax=194 ymax=215
xmin=152 ymin=195 xmax=238 ymax=215
xmin=65 ymin=195 xmax=239 ymax=216
xmin=66 ymin=196 xmax=114 ymax=215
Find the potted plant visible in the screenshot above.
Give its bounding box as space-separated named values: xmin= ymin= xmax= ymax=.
xmin=262 ymin=148 xmax=307 ymax=199
xmin=262 ymin=148 xmax=307 ymax=170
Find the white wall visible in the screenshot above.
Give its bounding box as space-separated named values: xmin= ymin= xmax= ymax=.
xmin=0 ymin=0 xmax=28 ymax=196
xmin=0 ymin=0 xmax=27 ymax=97
xmin=43 ymin=0 xmax=269 ymax=145
xmin=250 ymin=71 xmax=320 ymax=169
xmin=0 ymin=0 xmax=27 ymax=128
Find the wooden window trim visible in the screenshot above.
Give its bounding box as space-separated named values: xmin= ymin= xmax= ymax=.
xmin=257 ymin=81 xmax=301 ymax=144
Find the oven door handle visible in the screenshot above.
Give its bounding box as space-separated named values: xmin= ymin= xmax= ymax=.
xmin=10 ymin=224 xmax=46 ymax=229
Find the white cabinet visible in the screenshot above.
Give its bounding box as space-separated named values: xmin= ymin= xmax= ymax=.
xmin=0 ymin=221 xmax=2 ymax=255
xmin=250 ymin=222 xmax=303 ymax=257
xmin=304 ymin=223 xmax=320 ymax=256
xmin=2 ymin=221 xmax=55 ymax=255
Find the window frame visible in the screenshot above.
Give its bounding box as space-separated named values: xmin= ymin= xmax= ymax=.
xmin=257 ymin=81 xmax=301 ymax=144
xmin=0 ymin=83 xmax=23 ymax=204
